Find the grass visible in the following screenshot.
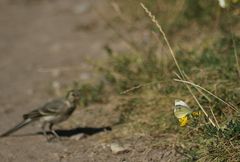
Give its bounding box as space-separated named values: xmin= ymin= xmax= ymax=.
xmin=71 ymin=0 xmax=240 ymax=161
xmin=82 ymin=33 xmax=240 ymax=161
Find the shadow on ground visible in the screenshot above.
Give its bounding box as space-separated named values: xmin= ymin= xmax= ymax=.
xmin=7 ymin=126 xmax=112 ymax=138
xmin=52 ymin=126 xmax=112 ymax=137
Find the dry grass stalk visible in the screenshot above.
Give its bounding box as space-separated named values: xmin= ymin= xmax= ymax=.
xmin=233 ymin=38 xmax=240 ymax=78
xmin=120 ymin=82 xmax=156 ymax=95
xmin=209 ymin=106 xmax=220 ymax=128
xmin=140 ymin=2 xmax=216 ymax=127
xmin=174 ymin=79 xmax=238 ymax=112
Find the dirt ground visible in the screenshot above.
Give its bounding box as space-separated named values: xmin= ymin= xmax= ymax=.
xmin=0 ymin=0 xmax=183 ymax=161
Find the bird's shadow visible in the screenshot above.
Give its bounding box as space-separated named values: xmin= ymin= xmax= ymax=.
xmin=13 ymin=126 xmax=112 ymax=138
xmin=39 ymin=126 xmax=112 ymax=137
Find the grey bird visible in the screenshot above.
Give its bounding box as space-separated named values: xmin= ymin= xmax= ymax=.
xmin=0 ymin=89 xmax=81 ymax=139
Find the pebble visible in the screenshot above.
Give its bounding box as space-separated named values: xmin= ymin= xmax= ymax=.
xmin=110 ymin=143 xmax=130 ymax=154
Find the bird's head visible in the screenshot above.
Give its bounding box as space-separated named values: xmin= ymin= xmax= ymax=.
xmin=66 ymin=89 xmax=81 ymax=103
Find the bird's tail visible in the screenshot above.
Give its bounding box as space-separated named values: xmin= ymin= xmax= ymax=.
xmin=0 ymin=118 xmax=32 ymax=137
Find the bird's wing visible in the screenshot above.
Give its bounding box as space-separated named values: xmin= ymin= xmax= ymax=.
xmin=23 ymin=99 xmax=67 ymax=120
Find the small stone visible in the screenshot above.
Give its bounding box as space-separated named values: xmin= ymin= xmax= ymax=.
xmin=110 ymin=143 xmax=130 ymax=154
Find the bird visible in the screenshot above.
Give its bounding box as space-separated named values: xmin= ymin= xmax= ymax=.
xmin=0 ymin=89 xmax=81 ymax=139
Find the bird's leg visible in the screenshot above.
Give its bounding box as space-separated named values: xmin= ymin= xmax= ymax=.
xmin=49 ymin=123 xmax=60 ymax=139
xmin=41 ymin=123 xmax=48 ymax=139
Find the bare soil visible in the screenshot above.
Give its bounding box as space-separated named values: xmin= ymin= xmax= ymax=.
xmin=0 ymin=1 xmax=183 ymax=161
